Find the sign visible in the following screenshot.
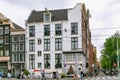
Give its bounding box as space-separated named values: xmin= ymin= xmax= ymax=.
xmin=113 ymin=63 xmax=117 ymax=67
xmin=33 ymin=69 xmax=45 ymax=72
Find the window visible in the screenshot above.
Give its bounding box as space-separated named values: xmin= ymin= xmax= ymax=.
xmin=19 ymin=53 xmax=24 ymax=62
xmin=19 ymin=43 xmax=24 ymax=51
xmin=38 ymin=39 xmax=41 ymax=45
xmin=55 ymin=54 xmax=62 ymax=68
xmin=0 ymin=47 xmax=3 ymax=56
xmin=55 ymin=24 xmax=62 ymax=35
xmin=38 ymin=51 xmax=41 ymax=56
xmin=44 ymin=39 xmax=50 ymax=51
xmin=55 ymin=38 xmax=62 ymax=51
xmin=29 ymin=26 xmax=35 ymax=37
xmin=29 ymin=54 xmax=35 ymax=69
xmin=19 ymin=36 xmax=24 ymax=41
xmin=0 ymin=27 xmax=3 ymax=35
xmin=5 ymin=47 xmax=9 ymax=56
xmin=44 ymin=54 xmax=50 ymax=69
xmin=12 ymin=36 xmax=17 ymax=42
xmin=44 ymin=25 xmax=50 ymax=36
xmin=78 ymin=54 xmax=82 ymax=61
xmin=71 ymin=37 xmax=78 ymax=49
xmin=66 ymin=54 xmax=75 ymax=62
xmin=44 ymin=13 xmax=51 ymax=22
xmin=0 ymin=37 xmax=3 ymax=44
xmin=71 ymin=23 xmax=78 ymax=35
xmin=12 ymin=43 xmax=17 ymax=51
xmin=38 ymin=62 xmax=41 ymax=68
xmin=5 ymin=36 xmax=9 ymax=44
xmin=5 ymin=26 xmax=9 ymax=34
xmin=29 ymin=40 xmax=35 ymax=51
xmin=12 ymin=53 xmax=17 ymax=62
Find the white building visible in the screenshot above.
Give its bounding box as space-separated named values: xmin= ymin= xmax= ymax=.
xmin=25 ymin=3 xmax=90 ymax=77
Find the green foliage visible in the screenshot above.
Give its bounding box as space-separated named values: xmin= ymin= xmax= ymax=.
xmin=23 ymin=69 xmax=30 ymax=76
xmin=61 ymin=73 xmax=66 ymax=78
xmin=100 ymin=32 xmax=120 ymax=70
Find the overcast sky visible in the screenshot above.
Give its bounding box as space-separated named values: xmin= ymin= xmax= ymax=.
xmin=0 ymin=0 xmax=120 ymax=59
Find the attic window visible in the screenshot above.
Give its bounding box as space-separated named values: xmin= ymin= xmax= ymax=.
xmin=44 ymin=13 xmax=51 ymax=22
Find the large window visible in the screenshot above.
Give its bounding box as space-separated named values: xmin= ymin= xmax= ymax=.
xmin=29 ymin=26 xmax=35 ymax=37
xmin=44 ymin=25 xmax=50 ymax=36
xmin=5 ymin=26 xmax=9 ymax=34
xmin=12 ymin=53 xmax=17 ymax=62
xmin=55 ymin=54 xmax=62 ymax=68
xmin=44 ymin=54 xmax=50 ymax=69
xmin=19 ymin=53 xmax=24 ymax=62
xmin=5 ymin=36 xmax=9 ymax=44
xmin=29 ymin=54 xmax=35 ymax=69
xmin=44 ymin=13 xmax=51 ymax=22
xmin=55 ymin=24 xmax=62 ymax=36
xmin=66 ymin=54 xmax=75 ymax=62
xmin=0 ymin=47 xmax=3 ymax=56
xmin=29 ymin=40 xmax=35 ymax=51
xmin=44 ymin=39 xmax=50 ymax=51
xmin=12 ymin=43 xmax=17 ymax=51
xmin=5 ymin=47 xmax=9 ymax=56
xmin=12 ymin=36 xmax=17 ymax=42
xmin=71 ymin=37 xmax=78 ymax=49
xmin=0 ymin=37 xmax=3 ymax=44
xmin=71 ymin=23 xmax=78 ymax=35
xmin=19 ymin=35 xmax=24 ymax=41
xmin=55 ymin=38 xmax=62 ymax=51
xmin=19 ymin=43 xmax=24 ymax=51
xmin=0 ymin=27 xmax=3 ymax=35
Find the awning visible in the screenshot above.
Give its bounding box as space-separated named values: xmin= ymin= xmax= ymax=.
xmin=0 ymin=56 xmax=10 ymax=62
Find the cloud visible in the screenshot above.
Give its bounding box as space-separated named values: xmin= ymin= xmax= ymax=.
xmin=0 ymin=0 xmax=120 ymax=59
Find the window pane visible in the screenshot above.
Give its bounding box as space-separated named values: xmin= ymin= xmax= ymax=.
xmin=55 ymin=24 xmax=62 ymax=35
xmin=29 ymin=26 xmax=35 ymax=37
xmin=44 ymin=54 xmax=50 ymax=69
xmin=29 ymin=54 xmax=35 ymax=69
xmin=55 ymin=54 xmax=62 ymax=68
xmin=29 ymin=40 xmax=35 ymax=51
xmin=44 ymin=25 xmax=50 ymax=36
xmin=44 ymin=39 xmax=50 ymax=51
xmin=55 ymin=38 xmax=62 ymax=50
xmin=71 ymin=37 xmax=78 ymax=49
xmin=44 ymin=13 xmax=50 ymax=21
xmin=71 ymin=23 xmax=78 ymax=35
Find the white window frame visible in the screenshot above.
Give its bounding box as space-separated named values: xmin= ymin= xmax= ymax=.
xmin=44 ymin=13 xmax=51 ymax=22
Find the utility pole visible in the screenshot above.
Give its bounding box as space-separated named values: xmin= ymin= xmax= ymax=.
xmin=117 ymin=33 xmax=119 ymax=68
xmin=115 ymin=31 xmax=119 ymax=68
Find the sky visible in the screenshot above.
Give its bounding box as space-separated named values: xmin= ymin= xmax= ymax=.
xmin=0 ymin=0 xmax=120 ymax=60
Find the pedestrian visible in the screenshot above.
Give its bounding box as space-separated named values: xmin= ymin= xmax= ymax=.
xmin=79 ymin=68 xmax=83 ymax=79
xmin=0 ymin=71 xmax=3 ymax=79
xmin=7 ymin=72 xmax=11 ymax=78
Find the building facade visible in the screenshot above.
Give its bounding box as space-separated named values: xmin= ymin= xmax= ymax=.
xmin=26 ymin=3 xmax=91 ymax=77
xmin=11 ymin=23 xmax=25 ymax=77
xmin=0 ymin=13 xmax=25 ymax=77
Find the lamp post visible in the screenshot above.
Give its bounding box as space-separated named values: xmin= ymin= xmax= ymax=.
xmin=116 ymin=33 xmax=119 ymax=68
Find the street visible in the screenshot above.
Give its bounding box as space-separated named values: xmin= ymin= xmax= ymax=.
xmin=1 ymin=75 xmax=120 ymax=80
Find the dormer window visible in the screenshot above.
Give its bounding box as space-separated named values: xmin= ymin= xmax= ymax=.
xmin=44 ymin=13 xmax=51 ymax=22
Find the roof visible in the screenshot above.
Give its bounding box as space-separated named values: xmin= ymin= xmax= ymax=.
xmin=27 ymin=9 xmax=68 ymax=23
xmin=11 ymin=22 xmax=25 ymax=31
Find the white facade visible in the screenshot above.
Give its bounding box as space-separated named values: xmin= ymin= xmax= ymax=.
xmin=26 ymin=3 xmax=87 ymax=77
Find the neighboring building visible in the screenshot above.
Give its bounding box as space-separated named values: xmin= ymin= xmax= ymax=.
xmin=26 ymin=3 xmax=91 ymax=77
xmin=10 ymin=23 xmax=25 ymax=77
xmin=0 ymin=13 xmax=25 ymax=77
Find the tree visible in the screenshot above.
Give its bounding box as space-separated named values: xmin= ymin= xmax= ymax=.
xmin=100 ymin=31 xmax=120 ymax=71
